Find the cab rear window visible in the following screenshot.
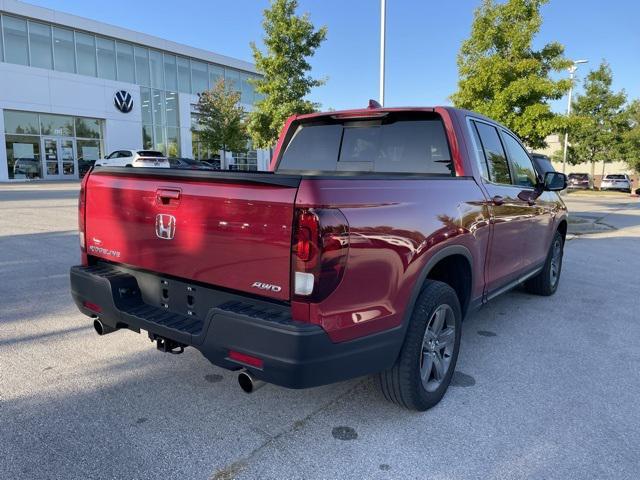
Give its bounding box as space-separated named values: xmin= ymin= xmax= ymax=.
xmin=278 ymin=115 xmax=454 ymax=175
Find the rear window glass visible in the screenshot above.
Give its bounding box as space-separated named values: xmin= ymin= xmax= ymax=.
xmin=278 ymin=117 xmax=454 ymax=175
xmin=137 ymin=150 xmax=164 ymax=157
xmin=570 ymin=173 xmax=588 ymax=179
xmin=606 ymin=174 xmax=626 ymax=179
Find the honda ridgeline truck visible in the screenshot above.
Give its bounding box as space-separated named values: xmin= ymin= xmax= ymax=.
xmin=70 ymin=105 xmax=568 ymax=411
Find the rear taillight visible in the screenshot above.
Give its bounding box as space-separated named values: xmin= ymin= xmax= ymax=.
xmin=291 ymin=208 xmax=349 ymax=302
xmin=78 ymin=171 xmax=90 ymax=265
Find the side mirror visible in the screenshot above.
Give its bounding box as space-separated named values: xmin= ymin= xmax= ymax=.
xmin=543 ymin=171 xmax=567 ymax=192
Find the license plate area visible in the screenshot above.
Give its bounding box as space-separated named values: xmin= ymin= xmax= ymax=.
xmin=158 ymin=278 xmax=200 ymax=318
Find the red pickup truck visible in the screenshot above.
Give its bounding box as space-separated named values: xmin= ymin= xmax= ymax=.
xmin=70 ymin=105 xmax=568 ymax=411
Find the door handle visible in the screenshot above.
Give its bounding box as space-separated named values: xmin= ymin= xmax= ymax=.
xmin=156 ymin=188 xmax=181 ymax=205
xmin=492 ymin=195 xmax=504 ymax=206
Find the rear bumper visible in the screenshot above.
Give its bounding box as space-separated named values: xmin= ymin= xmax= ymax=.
xmin=70 ymin=263 xmax=403 ymax=389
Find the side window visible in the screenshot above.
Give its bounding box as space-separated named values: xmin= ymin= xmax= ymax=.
xmin=468 ymin=121 xmax=489 ymax=180
xmin=473 ymin=121 xmax=511 ymax=184
xmin=501 ymin=132 xmax=537 ymax=188
xmin=106 ymin=151 xmax=118 ymax=159
xmin=121 ymin=151 xmax=133 ymax=158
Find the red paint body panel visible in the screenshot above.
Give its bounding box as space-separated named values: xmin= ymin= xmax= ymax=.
xmin=295 ymin=177 xmax=491 ymax=341
xmin=84 ymin=172 xmax=296 ymax=301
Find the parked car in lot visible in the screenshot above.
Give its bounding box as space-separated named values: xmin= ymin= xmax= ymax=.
xmin=71 ymin=104 xmax=568 ymax=411
xmin=168 ymin=157 xmax=214 ymax=170
xmin=95 ymin=150 xmax=169 ymax=168
xmin=567 ymin=173 xmax=593 ymax=190
xmin=78 ymin=160 xmax=96 ymax=178
xmin=600 ymin=173 xmax=632 ymax=193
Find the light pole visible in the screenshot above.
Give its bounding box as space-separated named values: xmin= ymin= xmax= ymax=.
xmin=379 ymin=0 xmax=386 ymax=106
xmin=562 ymin=59 xmax=588 ymax=173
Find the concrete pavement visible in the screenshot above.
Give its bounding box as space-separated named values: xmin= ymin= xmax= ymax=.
xmin=1 ymin=184 xmax=639 ymax=480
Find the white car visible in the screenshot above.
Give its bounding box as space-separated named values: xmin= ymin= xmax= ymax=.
xmin=95 ymin=150 xmax=169 ymax=168
xmin=600 ymin=174 xmax=632 ymax=193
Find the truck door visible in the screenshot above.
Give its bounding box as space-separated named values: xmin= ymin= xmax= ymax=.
xmin=499 ymin=130 xmax=554 ymax=269
xmin=468 ymin=120 xmax=534 ymax=295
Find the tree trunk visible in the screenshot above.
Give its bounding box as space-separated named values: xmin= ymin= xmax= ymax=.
xmin=590 ymin=160 xmax=595 ymax=178
xmin=601 ymin=161 xmax=606 ymax=179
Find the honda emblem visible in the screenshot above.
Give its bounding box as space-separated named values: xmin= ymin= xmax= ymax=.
xmin=155 ymin=214 xmax=176 ymax=240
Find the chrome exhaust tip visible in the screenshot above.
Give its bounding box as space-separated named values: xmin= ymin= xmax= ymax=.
xmin=238 ymin=370 xmax=266 ymax=393
xmin=93 ymin=318 xmax=116 ymax=336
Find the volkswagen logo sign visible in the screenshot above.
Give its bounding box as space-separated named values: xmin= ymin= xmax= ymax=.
xmin=114 ymin=90 xmax=133 ymax=113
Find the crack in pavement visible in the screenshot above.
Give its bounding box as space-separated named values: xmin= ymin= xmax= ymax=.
xmin=208 ymin=378 xmax=368 ymax=479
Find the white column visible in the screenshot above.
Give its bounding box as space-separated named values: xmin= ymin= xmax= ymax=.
xmin=0 ymin=109 xmax=8 ymax=181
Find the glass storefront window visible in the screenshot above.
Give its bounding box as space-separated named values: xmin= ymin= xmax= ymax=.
xmin=191 ymin=60 xmax=208 ymax=94
xmin=75 ymin=117 xmax=102 ymax=139
xmin=40 ymin=113 xmax=74 ymax=136
xmin=4 ymin=111 xmax=40 ymax=135
xmin=77 ymin=138 xmax=102 ymax=174
xmin=53 ymin=27 xmax=75 ymax=73
xmin=209 ymin=64 xmax=224 ymax=89
xmin=3 ymin=16 xmax=29 ymax=65
xmin=142 ymin=124 xmax=153 ymax=149
xmin=97 ymin=37 xmax=116 ymax=80
xmin=165 ymin=91 xmax=178 ymax=127
xmin=166 ymin=127 xmax=179 ymax=157
xmin=5 ymin=134 xmax=42 ymax=179
xmin=116 ymin=41 xmax=135 ymax=83
xmin=28 ymin=21 xmax=52 ymax=69
xmin=224 ymin=68 xmax=240 ymax=93
xmin=240 ymin=73 xmax=254 ymax=105
xmin=149 ymin=50 xmax=164 ymax=90
xmin=0 ymin=15 xmax=4 ymax=62
xmin=134 ymin=46 xmax=150 ymax=87
xmin=177 ymin=57 xmax=191 ymax=93
xmin=152 ymin=89 xmax=165 ymax=126
xmin=140 ymin=87 xmax=152 ymax=124
xmin=154 ymin=125 xmax=166 ymax=154
xmin=75 ymin=32 xmax=96 ymax=77
xmin=4 ymin=110 xmax=105 ymax=180
xmin=163 ymin=54 xmax=177 ymax=91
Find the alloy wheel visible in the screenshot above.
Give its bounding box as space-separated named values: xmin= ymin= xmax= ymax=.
xmin=419 ymin=304 xmax=456 ymax=392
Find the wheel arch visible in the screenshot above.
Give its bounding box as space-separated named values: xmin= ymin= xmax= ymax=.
xmin=557 ymin=218 xmax=568 ymax=242
xmin=403 ymin=245 xmax=474 ymax=328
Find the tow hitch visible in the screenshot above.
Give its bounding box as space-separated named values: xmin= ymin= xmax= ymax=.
xmin=149 ymin=333 xmax=186 ymax=354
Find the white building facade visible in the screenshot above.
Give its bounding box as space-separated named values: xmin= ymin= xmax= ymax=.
xmin=0 ymin=0 xmax=270 ymax=182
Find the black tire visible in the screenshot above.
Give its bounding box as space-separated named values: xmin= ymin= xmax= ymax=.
xmin=378 ymin=281 xmax=462 ymax=411
xmin=523 ymin=230 xmax=564 ymax=296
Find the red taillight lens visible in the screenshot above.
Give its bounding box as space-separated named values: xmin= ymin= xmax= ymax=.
xmin=292 ymin=208 xmax=349 ymax=302
xmin=78 ymin=171 xmax=90 ymax=264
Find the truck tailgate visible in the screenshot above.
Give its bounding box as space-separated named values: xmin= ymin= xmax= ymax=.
xmin=84 ymin=169 xmax=301 ymax=301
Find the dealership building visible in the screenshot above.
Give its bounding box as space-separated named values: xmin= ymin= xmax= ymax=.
xmin=0 ymin=0 xmax=270 ymax=182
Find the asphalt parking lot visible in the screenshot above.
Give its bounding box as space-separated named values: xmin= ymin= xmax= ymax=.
xmin=1 ymin=182 xmax=639 ymax=480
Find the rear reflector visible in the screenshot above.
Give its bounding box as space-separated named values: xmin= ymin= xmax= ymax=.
xmin=228 ymin=350 xmax=264 ymax=369
xmin=82 ymin=301 xmax=102 ymax=313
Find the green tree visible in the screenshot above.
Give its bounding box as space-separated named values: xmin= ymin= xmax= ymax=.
xmin=248 ymin=0 xmax=327 ymax=149
xmin=193 ymin=79 xmax=249 ymax=168
xmin=621 ymin=99 xmax=640 ymax=175
xmin=568 ymin=62 xmax=628 ymax=177
xmin=451 ymin=0 xmax=571 ymax=149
